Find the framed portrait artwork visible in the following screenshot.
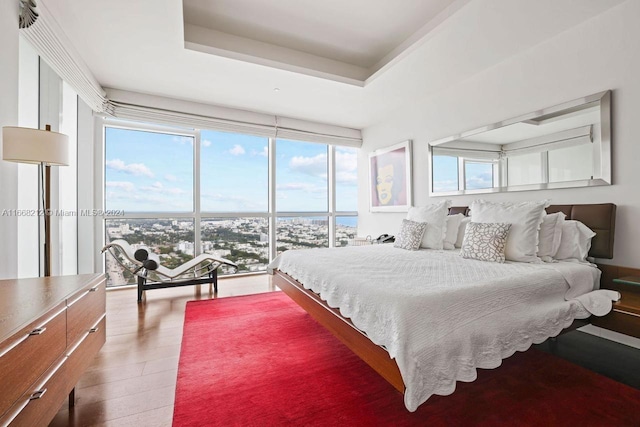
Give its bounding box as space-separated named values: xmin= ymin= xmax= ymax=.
xmin=369 ymin=140 xmax=412 ymax=212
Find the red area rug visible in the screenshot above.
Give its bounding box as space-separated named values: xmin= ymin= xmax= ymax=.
xmin=173 ymin=292 xmax=640 ymax=426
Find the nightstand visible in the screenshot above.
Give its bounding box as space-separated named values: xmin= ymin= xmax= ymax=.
xmin=592 ymin=276 xmax=640 ymax=339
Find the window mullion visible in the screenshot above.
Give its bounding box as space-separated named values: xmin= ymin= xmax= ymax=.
xmin=328 ymin=145 xmax=336 ymax=248
xmin=194 ymin=129 xmax=201 ymax=256
xmin=268 ymin=137 xmax=277 ymax=261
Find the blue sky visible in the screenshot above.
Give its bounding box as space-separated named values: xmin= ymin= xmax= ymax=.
xmin=105 ymin=127 xmax=358 ymax=213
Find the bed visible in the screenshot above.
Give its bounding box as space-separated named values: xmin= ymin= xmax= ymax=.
xmin=267 ymin=203 xmax=619 ymax=411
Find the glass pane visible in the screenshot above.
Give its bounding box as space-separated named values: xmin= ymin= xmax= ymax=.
xmin=548 ymin=144 xmax=593 ymax=182
xmin=104 ymin=218 xmax=195 ymax=287
xmin=335 ymin=216 xmax=358 ymax=247
xmin=276 ymin=217 xmax=328 ymax=254
xmin=465 ymin=162 xmax=494 ymax=189
xmin=335 ymin=146 xmax=358 ymax=212
xmin=276 ymin=139 xmax=328 ymax=212
xmin=200 ymin=130 xmax=268 ymax=212
xmin=432 ymin=155 xmax=458 ymax=192
xmin=201 ymin=217 xmax=269 ymax=274
xmin=507 ymin=153 xmax=542 ymax=186
xmin=105 ymin=127 xmax=194 ymax=212
xmin=59 ymin=81 xmax=78 ymax=275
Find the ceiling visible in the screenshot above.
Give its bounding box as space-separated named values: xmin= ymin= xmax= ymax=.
xmin=182 ymin=0 xmax=461 ymax=84
xmin=42 ymin=0 xmax=624 ymax=129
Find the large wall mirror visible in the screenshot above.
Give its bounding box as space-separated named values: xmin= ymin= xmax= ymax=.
xmin=428 ymin=91 xmax=611 ymax=195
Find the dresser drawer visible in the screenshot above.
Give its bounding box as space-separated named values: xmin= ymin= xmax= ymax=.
xmin=5 ymin=315 xmax=106 ymax=427
xmin=66 ymin=278 xmax=106 ymax=347
xmin=0 ymin=303 xmax=66 ymax=418
xmin=66 ymin=315 xmax=106 ymax=380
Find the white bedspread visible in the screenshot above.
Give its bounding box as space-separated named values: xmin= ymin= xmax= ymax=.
xmin=267 ymin=245 xmax=619 ymax=411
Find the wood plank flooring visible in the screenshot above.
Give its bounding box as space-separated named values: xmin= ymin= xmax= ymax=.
xmin=50 ymin=274 xmax=276 ymax=427
xmin=49 ymin=274 xmax=640 ymax=426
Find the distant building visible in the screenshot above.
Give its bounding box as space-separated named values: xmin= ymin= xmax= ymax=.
xmin=177 ymin=241 xmax=194 ymax=253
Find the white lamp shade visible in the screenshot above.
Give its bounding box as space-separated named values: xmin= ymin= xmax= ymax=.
xmin=2 ymin=126 xmax=69 ymax=166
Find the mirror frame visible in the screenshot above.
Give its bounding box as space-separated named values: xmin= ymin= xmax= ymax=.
xmin=428 ymin=90 xmax=611 ymax=196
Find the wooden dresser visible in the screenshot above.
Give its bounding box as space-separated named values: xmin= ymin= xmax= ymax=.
xmin=0 ymin=274 xmax=106 ymax=427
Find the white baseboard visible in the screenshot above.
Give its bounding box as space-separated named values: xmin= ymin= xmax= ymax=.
xmin=578 ymin=324 xmax=640 ymax=350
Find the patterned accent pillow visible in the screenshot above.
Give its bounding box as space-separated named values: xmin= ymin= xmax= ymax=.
xmin=394 ymin=219 xmax=427 ymax=251
xmin=460 ymin=222 xmax=511 ymax=263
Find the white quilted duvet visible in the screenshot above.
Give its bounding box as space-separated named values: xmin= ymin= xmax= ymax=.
xmin=267 ymin=245 xmax=619 ymax=411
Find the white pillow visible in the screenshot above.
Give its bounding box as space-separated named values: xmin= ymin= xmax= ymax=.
xmin=554 ymin=220 xmax=596 ymax=262
xmin=406 ymin=200 xmax=451 ymax=249
xmin=444 ymin=213 xmax=464 ymax=250
xmin=394 ymin=219 xmax=427 ymax=251
xmin=460 ymin=222 xmax=511 ymax=263
xmin=537 ymin=212 xmax=566 ymax=261
xmin=455 ymin=217 xmax=471 ymax=248
xmin=470 ymin=200 xmax=549 ymax=262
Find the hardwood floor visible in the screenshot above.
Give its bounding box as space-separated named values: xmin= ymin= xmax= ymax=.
xmin=49 ymin=274 xmax=640 ymax=426
xmin=50 ymin=274 xmax=276 ymax=427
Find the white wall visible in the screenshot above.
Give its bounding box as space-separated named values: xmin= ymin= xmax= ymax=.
xmin=0 ymin=1 xmax=20 ymax=279
xmin=359 ymin=0 xmax=639 ymax=268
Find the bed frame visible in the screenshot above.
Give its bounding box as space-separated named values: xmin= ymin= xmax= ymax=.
xmin=272 ymin=203 xmax=617 ymax=393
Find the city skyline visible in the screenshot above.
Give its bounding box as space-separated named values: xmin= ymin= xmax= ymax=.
xmin=105 ymin=217 xmax=357 ymax=286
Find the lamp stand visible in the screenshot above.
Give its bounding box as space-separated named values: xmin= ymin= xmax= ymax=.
xmin=42 ymin=124 xmax=52 ymax=277
xmin=44 ymin=162 xmax=51 ymax=277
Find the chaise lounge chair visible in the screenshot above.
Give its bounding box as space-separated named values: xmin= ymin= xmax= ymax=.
xmin=102 ymin=239 xmax=238 ymax=302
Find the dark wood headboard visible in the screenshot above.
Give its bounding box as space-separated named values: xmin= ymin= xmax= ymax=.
xmin=449 ymin=203 xmax=616 ymax=259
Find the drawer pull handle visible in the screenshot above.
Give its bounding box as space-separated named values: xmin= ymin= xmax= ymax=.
xmin=29 ymin=327 xmax=46 ymax=336
xmin=89 ymin=327 xmax=99 ymax=333
xmin=30 ymin=389 xmax=47 ymax=400
xmin=89 ymin=284 xmax=100 ymax=292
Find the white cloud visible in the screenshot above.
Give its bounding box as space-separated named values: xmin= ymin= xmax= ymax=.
xmin=229 ymin=144 xmax=245 ymax=155
xmin=141 ymin=183 xmax=185 ymax=195
xmin=106 ymin=181 xmax=188 ymax=209
xmin=173 ymin=136 xmax=194 ymax=146
xmin=276 ymin=183 xmax=326 ymax=193
xmin=166 ymin=188 xmax=186 ymax=195
xmin=466 ymin=173 xmax=493 ymax=190
xmin=277 ymin=183 xmax=308 ymax=191
xmin=106 ymin=159 xmax=154 ymax=178
xmin=106 ymin=181 xmax=135 ymax=192
xmin=335 ymin=150 xmax=357 ymax=170
xmin=289 ymin=154 xmax=327 ymax=177
xmin=336 ymin=171 xmax=357 ymax=184
xmin=252 ymin=146 xmax=268 ymax=157
xmin=201 ymin=192 xmax=262 ymax=210
xmin=164 ymin=174 xmax=177 ymax=182
xmin=202 ymin=139 xmax=212 ymax=147
xmin=335 ymin=150 xmax=358 ymax=184
xmin=433 ymin=180 xmax=459 ymax=192
xmin=109 ymin=192 xmax=188 ymax=209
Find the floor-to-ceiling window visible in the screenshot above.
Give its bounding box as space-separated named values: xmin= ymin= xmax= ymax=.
xmin=276 ymin=139 xmax=329 ymax=252
xmin=200 ymin=130 xmax=269 ymax=273
xmin=104 ymin=121 xmax=358 ymax=286
xmin=334 ymin=146 xmax=358 ymax=247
